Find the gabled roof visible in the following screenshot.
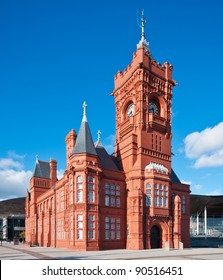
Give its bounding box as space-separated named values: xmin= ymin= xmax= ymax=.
xmin=33 ymin=159 xmax=50 ymax=179
xmin=72 ymin=111 xmax=97 ymax=156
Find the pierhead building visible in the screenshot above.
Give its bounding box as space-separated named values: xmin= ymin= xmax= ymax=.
xmin=26 ymin=12 xmax=190 ymax=250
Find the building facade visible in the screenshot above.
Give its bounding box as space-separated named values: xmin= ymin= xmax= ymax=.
xmin=2 ymin=215 xmax=25 ymax=242
xmin=26 ymin=12 xmax=190 ymax=250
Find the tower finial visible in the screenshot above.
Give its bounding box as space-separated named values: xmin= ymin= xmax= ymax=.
xmin=137 ymin=9 xmax=149 ymax=51
xmin=141 ymin=9 xmax=146 ymax=40
xmin=97 ymin=130 xmax=102 ymax=141
xmin=82 ymin=101 xmax=87 ymax=122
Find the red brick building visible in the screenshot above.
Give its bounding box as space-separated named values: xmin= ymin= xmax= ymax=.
xmin=26 ymin=12 xmax=190 ymax=250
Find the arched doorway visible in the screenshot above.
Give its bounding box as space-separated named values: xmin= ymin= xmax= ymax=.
xmin=150 ymin=225 xmax=162 ymax=249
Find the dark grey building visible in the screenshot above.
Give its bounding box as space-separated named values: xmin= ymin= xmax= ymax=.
xmin=0 ymin=197 xmax=25 ymax=241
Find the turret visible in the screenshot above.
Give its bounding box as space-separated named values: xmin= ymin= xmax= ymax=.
xmin=65 ymin=129 xmax=77 ymax=166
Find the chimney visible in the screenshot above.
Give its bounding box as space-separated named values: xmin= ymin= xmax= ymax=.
xmin=50 ymin=159 xmax=57 ymax=186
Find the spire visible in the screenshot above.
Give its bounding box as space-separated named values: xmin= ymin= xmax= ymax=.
xmin=72 ymin=102 xmax=97 ymax=156
xmin=137 ymin=9 xmax=149 ymax=51
xmin=94 ymin=131 xmax=119 ymax=171
xmin=95 ymin=130 xmax=103 ymax=148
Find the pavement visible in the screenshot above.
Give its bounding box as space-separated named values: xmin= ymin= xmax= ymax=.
xmin=0 ymin=242 xmax=223 ymax=260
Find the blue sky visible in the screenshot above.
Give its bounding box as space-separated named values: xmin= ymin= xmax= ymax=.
xmin=0 ymin=0 xmax=223 ymax=200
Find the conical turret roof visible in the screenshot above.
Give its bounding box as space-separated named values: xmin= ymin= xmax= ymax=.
xmin=72 ymin=102 xmax=97 ymax=156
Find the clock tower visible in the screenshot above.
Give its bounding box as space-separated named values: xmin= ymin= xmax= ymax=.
xmin=112 ymin=11 xmax=187 ymax=250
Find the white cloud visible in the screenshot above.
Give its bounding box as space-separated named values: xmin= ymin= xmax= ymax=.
xmin=193 ymin=184 xmax=203 ymax=191
xmin=181 ymin=180 xmax=192 ymax=185
xmin=0 ymin=169 xmax=32 ymax=200
xmin=104 ymin=134 xmax=115 ymax=154
xmin=57 ymin=169 xmax=64 ymax=180
xmin=194 ymin=150 xmax=223 ymax=168
xmin=0 ymin=152 xmax=32 ymax=200
xmin=0 ymin=158 xmax=23 ymax=170
xmin=8 ymin=150 xmax=26 ymax=160
xmin=0 ymin=152 xmax=68 ymax=200
xmin=184 ymin=122 xmax=223 ymax=168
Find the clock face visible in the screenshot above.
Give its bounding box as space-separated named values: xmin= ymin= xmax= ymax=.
xmin=127 ymin=103 xmax=134 ymax=117
xmin=149 ymin=102 xmax=159 ymax=115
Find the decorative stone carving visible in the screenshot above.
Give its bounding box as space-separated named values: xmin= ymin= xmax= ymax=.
xmin=145 ymin=162 xmax=169 ymax=175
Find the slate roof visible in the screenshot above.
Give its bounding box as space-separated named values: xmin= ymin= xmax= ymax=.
xmin=171 ymin=169 xmax=181 ymax=183
xmin=72 ymin=116 xmax=97 ymax=156
xmin=33 ymin=160 xmax=50 ymax=179
xmin=95 ymin=139 xmax=119 ymax=171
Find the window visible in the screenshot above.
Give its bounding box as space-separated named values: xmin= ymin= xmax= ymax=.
xmin=88 ymin=191 xmax=94 ymax=202
xmin=76 ymin=176 xmax=83 ymax=202
xmin=159 ymin=197 xmax=163 ymax=207
xmin=89 ymin=215 xmax=94 ymax=221
xmin=104 ymin=183 xmax=121 ymax=207
xmin=146 ymin=196 xmax=151 ymax=206
xmin=104 ymin=217 xmax=121 ymax=240
xmin=77 ymin=214 xmax=83 ymax=220
xmin=77 ymin=230 xmax=83 ymax=239
xmin=145 ymin=183 xmax=152 ymax=206
xmin=77 ymin=221 xmax=83 ymax=228
xmin=105 ymin=230 xmax=110 ymax=240
xmin=77 ymin=176 xmax=83 ymax=183
xmin=116 ymin=197 xmax=120 ymax=207
xmin=153 ymin=184 xmax=168 ymax=208
xmin=182 ymin=195 xmax=186 ymax=214
xmin=105 ymin=195 xmax=110 ymax=206
xmin=88 ymin=214 xmax=95 ymax=240
xmin=77 ymin=214 xmax=83 ymax=240
xmin=88 ymin=230 xmax=94 ymax=239
xmin=88 ymin=176 xmax=95 ymax=203
xmin=77 ymin=190 xmax=83 ymax=202
xmin=154 ymin=196 xmax=158 ymax=206
xmin=89 ymin=221 xmax=94 ymax=228
xmin=111 ymin=231 xmax=115 ymax=240
xmin=111 ymin=196 xmax=115 ymax=207
xmin=89 ymin=177 xmax=94 ymax=183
